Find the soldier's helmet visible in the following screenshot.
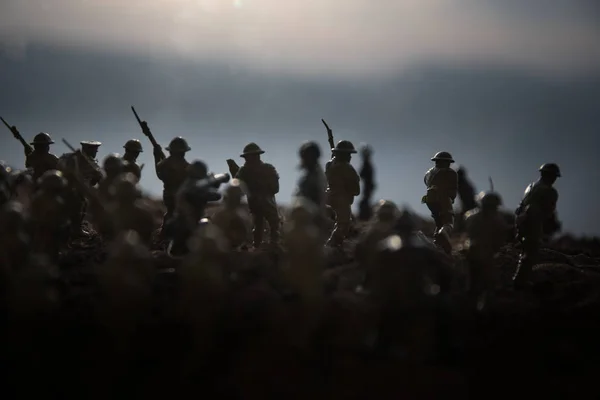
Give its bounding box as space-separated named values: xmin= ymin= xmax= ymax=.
xmin=80 ymin=141 xmax=102 ymax=148
xmin=539 ymin=163 xmax=561 ymax=177
xmin=375 ymin=199 xmax=399 ymax=221
xmin=123 ymin=139 xmax=143 ymax=153
xmin=360 ymin=143 xmax=373 ymax=158
xmin=165 ymin=137 xmax=191 ymax=153
xmin=31 ymin=132 xmax=54 ymax=145
xmin=457 ymin=166 xmax=466 ymax=176
xmin=38 ymin=170 xmax=68 ymax=192
xmin=224 ymin=178 xmax=245 ymax=201
xmin=331 ymin=140 xmax=357 ymax=154
xmin=431 ymin=151 xmax=454 ymax=163
xmin=187 ymin=160 xmax=208 ymax=179
xmin=240 ymin=142 xmax=265 ymax=157
xmin=110 ymin=173 xmax=141 ymax=200
xmin=103 ymin=154 xmax=124 ymax=175
xmin=476 ymin=191 xmax=502 ymax=209
xmin=299 ymin=141 xmax=321 ymax=160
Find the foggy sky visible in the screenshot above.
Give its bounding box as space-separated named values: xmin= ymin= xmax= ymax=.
xmin=0 ymin=1 xmax=598 ymax=236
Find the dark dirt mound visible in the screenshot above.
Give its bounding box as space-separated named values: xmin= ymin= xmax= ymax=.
xmin=3 ymin=203 xmax=600 ymax=398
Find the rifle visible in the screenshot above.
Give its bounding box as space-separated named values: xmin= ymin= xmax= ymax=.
xmin=1 ymin=117 xmax=33 ymax=157
xmin=488 ymin=176 xmax=494 ymax=192
xmin=321 ymin=118 xmax=335 ymax=154
xmin=131 ymin=106 xmax=166 ymax=162
xmin=226 ymin=159 xmax=240 ymax=178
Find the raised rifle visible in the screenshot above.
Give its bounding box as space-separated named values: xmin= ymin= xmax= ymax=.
xmin=1 ymin=117 xmax=33 ymax=157
xmin=131 ymin=106 xmax=166 ymax=162
xmin=321 ymin=118 xmax=335 ymax=156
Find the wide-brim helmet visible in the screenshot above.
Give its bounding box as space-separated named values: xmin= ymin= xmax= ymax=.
xmin=431 ymin=151 xmax=454 ymax=163
xmin=240 ymin=142 xmax=265 ymax=157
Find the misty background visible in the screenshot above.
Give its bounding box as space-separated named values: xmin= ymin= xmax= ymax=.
xmin=1 ymin=0 xmax=599 ymax=235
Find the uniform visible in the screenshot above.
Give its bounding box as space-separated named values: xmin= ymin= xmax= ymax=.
xmin=24 ymin=132 xmax=59 ymax=185
xmin=211 ymin=179 xmax=252 ymax=249
xmin=122 ymin=139 xmax=143 ymax=182
xmin=325 ymin=140 xmax=361 ymax=246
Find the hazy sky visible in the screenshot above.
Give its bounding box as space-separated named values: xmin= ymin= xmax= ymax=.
xmin=1 ymin=1 xmax=599 ymax=235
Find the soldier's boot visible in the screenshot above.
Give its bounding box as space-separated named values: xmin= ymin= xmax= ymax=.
xmin=434 ymin=226 xmax=452 ymax=254
xmin=252 ymin=227 xmax=264 ymax=249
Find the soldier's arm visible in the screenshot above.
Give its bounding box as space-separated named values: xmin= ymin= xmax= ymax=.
xmin=49 ymin=154 xmax=59 ymax=170
xmin=265 ymin=164 xmax=280 ymax=195
xmin=155 ymin=159 xmax=166 ymax=181
xmin=348 ymin=165 xmax=361 ymax=196
xmin=25 ymin=153 xmax=33 ymax=169
xmin=448 ymin=169 xmax=458 ymax=200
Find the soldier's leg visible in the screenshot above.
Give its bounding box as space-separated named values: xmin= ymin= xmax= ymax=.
xmin=160 ymin=194 xmax=176 ymax=235
xmin=326 ymin=201 xmax=351 ymax=246
xmin=251 ymin=211 xmax=265 ymax=248
xmin=512 ymin=235 xmax=539 ymax=288
xmin=433 ymin=204 xmax=454 ymax=254
xmin=264 ymin=203 xmax=281 ymax=244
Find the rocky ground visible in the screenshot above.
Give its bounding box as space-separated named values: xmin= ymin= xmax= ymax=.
xmin=2 ymin=201 xmax=600 ymax=398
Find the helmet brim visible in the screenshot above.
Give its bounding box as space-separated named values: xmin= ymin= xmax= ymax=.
xmin=166 ymin=147 xmax=191 ymax=152
xmin=240 ymin=150 xmax=265 ymax=157
xmin=331 ymin=148 xmax=357 ymax=154
xmin=431 ymin=157 xmax=455 ymax=163
xmin=31 ymin=140 xmax=55 ymax=145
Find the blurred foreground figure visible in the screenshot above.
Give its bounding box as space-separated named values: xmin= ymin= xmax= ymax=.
xmin=156 ymin=136 xmax=191 ymax=235
xmin=0 ymin=161 xmax=13 ymax=206
xmin=358 ymin=144 xmax=376 ymax=221
xmin=25 ymin=132 xmax=59 ymax=184
xmin=295 ymin=141 xmax=328 ymax=238
xmin=456 ymin=166 xmax=477 ymax=232
xmin=355 ymin=200 xmax=399 ymax=274
xmin=464 ymin=191 xmax=510 ymax=310
xmin=30 ymin=170 xmax=70 ymax=262
xmin=10 ymin=170 xmax=34 ymax=210
xmin=512 ymin=163 xmax=562 ymax=289
xmin=122 ymin=139 xmax=143 ymax=181
xmin=325 ymin=140 xmax=361 ymax=247
xmin=235 ymin=143 xmax=281 ymax=249
xmin=0 ymin=201 xmax=31 ymax=271
xmin=422 ymin=151 xmax=458 ymax=254
xmin=166 ymin=164 xmax=228 ymax=257
xmin=97 ymin=153 xmax=125 ymax=202
xmin=211 ymin=179 xmax=252 ymax=249
xmin=104 ymin=173 xmax=155 ymax=246
xmin=282 ymin=199 xmax=325 ymax=348
xmin=369 ymin=208 xmax=453 ymax=363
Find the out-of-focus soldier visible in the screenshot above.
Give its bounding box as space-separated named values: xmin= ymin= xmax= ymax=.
xmin=97 ymin=153 xmax=125 ymax=203
xmin=58 ymin=141 xmax=103 ymax=238
xmin=295 ymin=141 xmax=329 ymax=237
xmin=355 ymin=200 xmax=400 ymax=276
xmin=235 ymin=143 xmax=281 ymax=249
xmin=155 ymin=136 xmax=191 ymax=235
xmin=369 ymin=208 xmax=454 ymax=362
xmin=0 ymin=201 xmax=31 ymax=272
xmin=25 ymin=132 xmax=59 ymax=185
xmin=211 ymin=179 xmax=252 ymax=250
xmin=512 ymin=163 xmax=562 ymax=289
xmin=324 ymin=140 xmax=361 ymax=247
xmin=282 ymin=199 xmax=325 ymax=348
xmin=10 ymin=170 xmax=34 ymax=210
xmin=102 ymin=173 xmax=156 ymax=246
xmin=455 ymin=166 xmax=477 ymax=232
xmin=0 ymin=161 xmax=13 ymax=207
xmin=122 ymin=139 xmax=143 ymax=182
xmin=422 ymin=151 xmax=458 ymax=254
xmin=30 ymin=170 xmax=71 ymax=262
xmin=464 ymin=191 xmax=510 ymax=309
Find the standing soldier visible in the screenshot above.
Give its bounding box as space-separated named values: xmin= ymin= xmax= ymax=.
xmin=422 ymin=151 xmax=458 ymax=254
xmin=97 ymin=154 xmax=125 ymax=203
xmin=122 ymin=139 xmax=143 ymax=182
xmin=155 ymin=136 xmax=191 ymax=235
xmin=235 ymin=142 xmax=281 ymax=249
xmin=325 ymin=140 xmax=360 ymax=247
xmin=464 ymin=191 xmax=510 ymax=309
xmin=25 ymin=132 xmax=59 ymax=185
xmin=295 ymin=141 xmax=328 ymax=237
xmin=512 ymin=163 xmax=562 ymax=289
xmin=58 ymin=141 xmax=104 ymax=238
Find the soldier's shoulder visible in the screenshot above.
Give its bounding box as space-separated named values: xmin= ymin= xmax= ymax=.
xmin=262 ymin=162 xmax=278 ymax=172
xmin=47 ymin=153 xmax=60 ymax=161
xmin=464 ymin=208 xmax=480 ymax=221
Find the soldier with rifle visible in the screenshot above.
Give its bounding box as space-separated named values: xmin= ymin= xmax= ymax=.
xmin=25 ymin=132 xmax=60 ymax=185
xmin=1 ymin=116 xmax=33 ymax=158
xmin=131 ymin=106 xmax=166 ymax=168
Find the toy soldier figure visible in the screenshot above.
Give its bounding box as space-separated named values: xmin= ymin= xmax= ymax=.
xmin=324 ymin=140 xmax=361 ymax=247
xmin=456 ymin=166 xmax=477 ymax=231
xmin=10 ymin=170 xmax=34 ymax=210
xmin=512 ymin=163 xmax=562 ymax=289
xmin=235 ymin=142 xmax=281 ymax=249
xmin=97 ymin=154 xmax=125 ymax=203
xmin=122 ymin=139 xmax=143 ymax=181
xmin=155 ymin=136 xmax=191 ymax=234
xmin=211 ymin=179 xmax=252 ymax=250
xmin=422 ymin=151 xmax=458 ymax=254
xmin=355 ymin=200 xmax=400 ymax=274
xmin=30 ymin=170 xmax=71 ymax=262
xmin=295 ymin=141 xmax=328 ymax=240
xmin=25 ymin=132 xmax=59 ymax=184
xmin=464 ymin=191 xmax=510 ymax=309
xmin=58 ymin=141 xmax=103 ymax=237
xmin=0 ymin=161 xmax=12 ymax=207
xmin=103 ymin=174 xmax=156 ymax=247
